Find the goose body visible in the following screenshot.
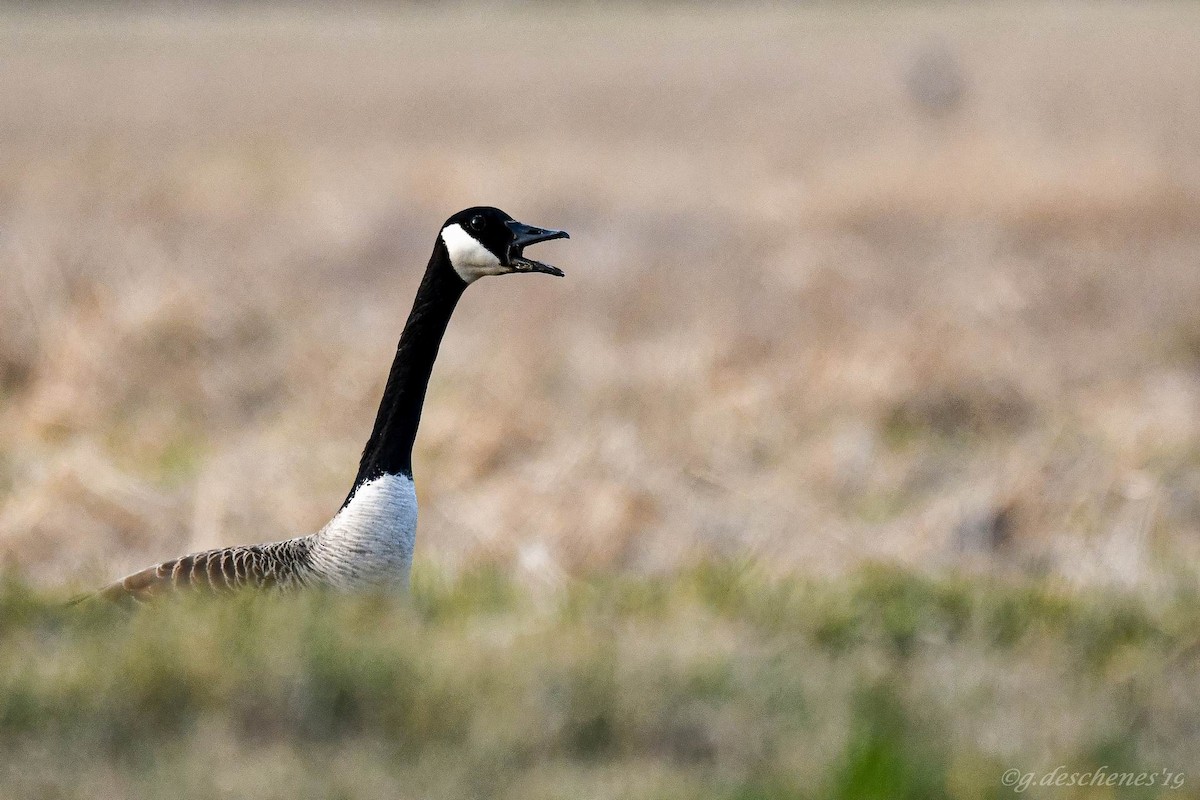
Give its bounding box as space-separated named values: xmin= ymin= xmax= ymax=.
xmin=91 ymin=207 xmax=567 ymax=603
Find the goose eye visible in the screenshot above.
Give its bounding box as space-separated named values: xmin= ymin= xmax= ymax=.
xmin=469 ymin=215 xmax=486 ymax=232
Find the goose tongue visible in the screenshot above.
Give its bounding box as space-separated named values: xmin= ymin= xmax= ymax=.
xmin=508 ymin=252 xmax=565 ymax=277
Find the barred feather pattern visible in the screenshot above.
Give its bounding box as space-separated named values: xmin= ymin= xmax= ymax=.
xmin=96 ymin=537 xmax=316 ymax=604
xmin=87 ymin=473 xmax=418 ymax=605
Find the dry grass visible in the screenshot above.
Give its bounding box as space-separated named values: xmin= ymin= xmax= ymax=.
xmin=1 ymin=3 xmax=1200 ymax=592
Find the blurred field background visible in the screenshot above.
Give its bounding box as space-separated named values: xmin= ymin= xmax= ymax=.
xmin=2 ymin=2 xmax=1200 ymax=797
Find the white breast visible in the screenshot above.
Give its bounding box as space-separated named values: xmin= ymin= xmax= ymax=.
xmin=309 ymin=472 xmax=418 ymax=589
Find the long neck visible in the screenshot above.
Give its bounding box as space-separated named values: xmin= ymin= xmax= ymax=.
xmin=345 ymin=247 xmax=465 ymax=503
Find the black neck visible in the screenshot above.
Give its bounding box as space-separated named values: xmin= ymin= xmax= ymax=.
xmin=344 ymin=245 xmax=465 ymax=504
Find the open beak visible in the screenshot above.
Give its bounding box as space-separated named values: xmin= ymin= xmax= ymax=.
xmin=504 ymin=219 xmax=569 ymax=276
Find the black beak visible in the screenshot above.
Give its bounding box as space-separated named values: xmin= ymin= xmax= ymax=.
xmin=503 ymin=219 xmax=569 ymax=277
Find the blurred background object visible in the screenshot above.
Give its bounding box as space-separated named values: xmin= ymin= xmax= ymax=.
xmin=905 ymin=38 xmax=968 ymax=121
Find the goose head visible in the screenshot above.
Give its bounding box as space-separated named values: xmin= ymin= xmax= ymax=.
xmin=438 ymin=206 xmax=569 ymax=284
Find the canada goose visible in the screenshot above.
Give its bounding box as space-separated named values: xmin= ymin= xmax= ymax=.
xmin=86 ymin=206 xmax=568 ymax=603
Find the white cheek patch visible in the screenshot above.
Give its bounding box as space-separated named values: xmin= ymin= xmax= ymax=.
xmin=441 ymin=223 xmax=504 ymax=283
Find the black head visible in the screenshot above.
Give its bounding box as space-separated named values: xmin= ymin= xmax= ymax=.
xmin=438 ymin=206 xmax=569 ymax=284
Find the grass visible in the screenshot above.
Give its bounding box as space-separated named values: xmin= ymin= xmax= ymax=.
xmin=2 ymin=565 xmax=1198 ymax=799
